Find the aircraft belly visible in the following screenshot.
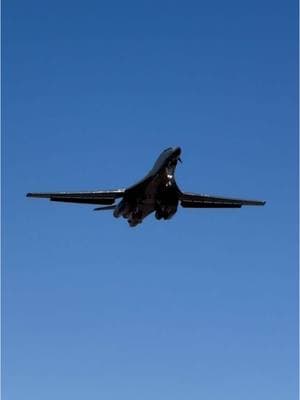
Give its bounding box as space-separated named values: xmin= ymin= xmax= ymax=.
xmin=142 ymin=204 xmax=155 ymax=218
xmin=138 ymin=197 xmax=155 ymax=217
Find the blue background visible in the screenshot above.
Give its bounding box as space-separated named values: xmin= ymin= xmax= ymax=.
xmin=3 ymin=1 xmax=298 ymax=399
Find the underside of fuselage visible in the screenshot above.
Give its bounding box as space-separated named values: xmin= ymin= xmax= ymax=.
xmin=113 ymin=148 xmax=182 ymax=227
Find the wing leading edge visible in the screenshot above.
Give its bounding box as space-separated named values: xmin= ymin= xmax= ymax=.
xmin=180 ymin=192 xmax=266 ymax=208
xmin=26 ymin=189 xmax=125 ymax=205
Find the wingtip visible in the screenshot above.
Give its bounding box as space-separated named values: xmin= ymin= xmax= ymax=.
xmin=245 ymin=199 xmax=266 ymax=206
xmin=258 ymin=200 xmax=266 ymax=206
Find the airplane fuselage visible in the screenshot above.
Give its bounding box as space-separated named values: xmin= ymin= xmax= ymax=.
xmin=113 ymin=147 xmax=182 ymax=226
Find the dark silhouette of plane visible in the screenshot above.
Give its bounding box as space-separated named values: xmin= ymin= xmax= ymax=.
xmin=27 ymin=147 xmax=265 ymax=227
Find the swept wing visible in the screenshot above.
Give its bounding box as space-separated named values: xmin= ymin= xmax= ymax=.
xmin=26 ymin=189 xmax=125 ymax=205
xmin=180 ymin=192 xmax=265 ymax=208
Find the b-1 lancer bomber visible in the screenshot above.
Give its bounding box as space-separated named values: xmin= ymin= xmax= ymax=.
xmin=27 ymin=147 xmax=265 ymax=227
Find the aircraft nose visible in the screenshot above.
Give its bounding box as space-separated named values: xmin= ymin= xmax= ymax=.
xmin=173 ymin=147 xmax=181 ymax=157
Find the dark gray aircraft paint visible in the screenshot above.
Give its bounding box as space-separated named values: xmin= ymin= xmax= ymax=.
xmin=27 ymin=147 xmax=265 ymax=227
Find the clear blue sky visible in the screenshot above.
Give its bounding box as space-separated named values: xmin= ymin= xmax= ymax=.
xmin=3 ymin=1 xmax=298 ymax=399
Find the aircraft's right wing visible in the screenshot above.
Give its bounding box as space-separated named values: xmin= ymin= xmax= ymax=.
xmin=180 ymin=192 xmax=266 ymax=208
xmin=27 ymin=189 xmax=125 ymax=205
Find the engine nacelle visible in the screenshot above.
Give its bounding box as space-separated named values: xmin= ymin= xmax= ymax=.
xmin=155 ymin=203 xmax=178 ymax=220
xmin=113 ymin=200 xmax=130 ymax=218
xmin=114 ymin=200 xmax=142 ymax=225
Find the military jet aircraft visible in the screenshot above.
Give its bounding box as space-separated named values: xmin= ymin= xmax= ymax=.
xmin=27 ymin=147 xmax=265 ymax=227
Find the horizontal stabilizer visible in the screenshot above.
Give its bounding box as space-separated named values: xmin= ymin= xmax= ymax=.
xmin=94 ymin=205 xmax=116 ymax=211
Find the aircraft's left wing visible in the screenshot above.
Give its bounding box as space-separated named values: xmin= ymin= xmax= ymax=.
xmin=180 ymin=192 xmax=265 ymax=208
xmin=27 ymin=189 xmax=125 ymax=205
